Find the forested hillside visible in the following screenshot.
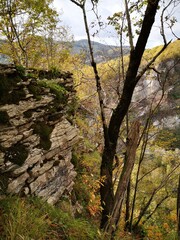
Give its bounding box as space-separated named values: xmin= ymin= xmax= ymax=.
xmin=72 ymin=39 xmax=130 ymax=63
xmin=0 ymin=0 xmax=179 ymax=239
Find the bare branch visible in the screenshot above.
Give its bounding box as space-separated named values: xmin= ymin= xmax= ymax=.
xmin=124 ymin=0 xmax=134 ymax=51
xmin=70 ymin=0 xmax=84 ymax=8
xmin=160 ymin=0 xmax=174 ymax=45
xmin=138 ymin=166 xmax=159 ymax=183
xmin=142 ymin=193 xmax=170 ymax=225
xmin=135 ymin=41 xmax=171 ymax=83
xmin=134 ymin=163 xmax=180 ymax=227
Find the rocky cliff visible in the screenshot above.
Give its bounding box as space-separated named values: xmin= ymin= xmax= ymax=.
xmin=0 ymin=64 xmax=78 ymax=204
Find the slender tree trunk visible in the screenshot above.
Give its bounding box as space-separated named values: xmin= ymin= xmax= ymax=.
xmin=100 ymin=147 xmax=115 ymax=228
xmin=125 ymin=180 xmax=131 ymax=230
xmin=129 ymin=121 xmax=150 ymax=231
xmin=104 ymin=121 xmax=140 ymax=236
xmin=177 ymin=175 xmax=180 ymax=239
xmin=7 ymin=2 xmax=28 ymax=67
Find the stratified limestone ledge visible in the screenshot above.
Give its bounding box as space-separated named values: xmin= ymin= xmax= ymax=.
xmin=0 ymin=64 xmax=78 ymax=204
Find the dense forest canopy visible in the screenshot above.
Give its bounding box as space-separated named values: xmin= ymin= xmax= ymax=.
xmin=0 ymin=0 xmax=74 ymax=69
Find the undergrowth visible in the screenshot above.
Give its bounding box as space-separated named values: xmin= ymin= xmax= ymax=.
xmin=0 ymin=196 xmax=100 ymax=240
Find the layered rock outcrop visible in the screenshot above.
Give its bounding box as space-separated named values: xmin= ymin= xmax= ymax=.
xmin=0 ymin=64 xmax=78 ymax=204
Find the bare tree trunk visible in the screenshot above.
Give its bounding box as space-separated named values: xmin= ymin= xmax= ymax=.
xmin=125 ymin=180 xmax=131 ymax=230
xmin=7 ymin=0 xmax=28 ymax=67
xmin=104 ymin=121 xmax=140 ymax=236
xmin=177 ymin=175 xmax=180 ymax=239
xmin=100 ymin=147 xmax=115 ymax=228
xmin=129 ymin=118 xmax=150 ymax=231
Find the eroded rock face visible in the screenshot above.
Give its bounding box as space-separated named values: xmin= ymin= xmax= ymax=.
xmin=0 ymin=64 xmax=78 ymax=204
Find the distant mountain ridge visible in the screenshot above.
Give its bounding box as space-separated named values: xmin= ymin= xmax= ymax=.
xmin=72 ymin=39 xmax=130 ymax=63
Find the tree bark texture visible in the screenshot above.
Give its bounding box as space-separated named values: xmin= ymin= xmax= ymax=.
xmin=104 ymin=121 xmax=140 ymax=235
xmin=125 ymin=180 xmax=131 ymax=230
xmin=177 ymin=175 xmax=180 ymax=239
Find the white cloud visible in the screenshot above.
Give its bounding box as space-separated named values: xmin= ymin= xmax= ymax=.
xmin=53 ymin=0 xmax=180 ymax=47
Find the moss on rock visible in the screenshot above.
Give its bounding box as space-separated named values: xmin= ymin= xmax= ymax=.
xmin=33 ymin=122 xmax=53 ymax=150
xmin=0 ymin=111 xmax=10 ymax=125
xmin=0 ymin=73 xmax=25 ymax=104
xmin=23 ymin=109 xmax=33 ymax=118
xmin=4 ymin=143 xmax=28 ymax=166
xmin=38 ymin=80 xmax=68 ymax=104
xmin=0 ymin=172 xmax=10 ymax=194
xmin=27 ymin=80 xmax=43 ymax=100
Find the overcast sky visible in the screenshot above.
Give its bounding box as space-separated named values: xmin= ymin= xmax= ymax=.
xmin=53 ymin=0 xmax=180 ymax=48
